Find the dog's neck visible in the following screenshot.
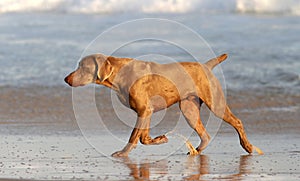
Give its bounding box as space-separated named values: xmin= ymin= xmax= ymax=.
xmin=96 ymin=56 xmax=133 ymax=91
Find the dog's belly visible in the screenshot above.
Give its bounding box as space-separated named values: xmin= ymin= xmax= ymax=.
xmin=116 ymin=91 xmax=179 ymax=112
xmin=150 ymin=94 xmax=178 ymax=112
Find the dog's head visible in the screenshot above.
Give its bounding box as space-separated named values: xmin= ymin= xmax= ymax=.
xmin=64 ymin=54 xmax=114 ymax=87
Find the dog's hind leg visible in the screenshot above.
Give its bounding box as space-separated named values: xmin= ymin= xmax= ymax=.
xmin=179 ymin=96 xmax=211 ymax=154
xmin=199 ymin=76 xmax=262 ymax=154
xmin=213 ymin=105 xmax=262 ymax=154
xmin=215 ymin=105 xmax=254 ymax=153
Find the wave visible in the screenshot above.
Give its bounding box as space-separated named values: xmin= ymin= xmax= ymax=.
xmin=236 ymin=0 xmax=300 ymax=15
xmin=0 ymin=0 xmax=299 ymax=15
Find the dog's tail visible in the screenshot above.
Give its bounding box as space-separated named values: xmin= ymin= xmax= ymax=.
xmin=205 ymin=54 xmax=228 ymax=70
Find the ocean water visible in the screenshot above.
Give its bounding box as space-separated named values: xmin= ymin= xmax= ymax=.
xmin=0 ymin=0 xmax=299 ymax=95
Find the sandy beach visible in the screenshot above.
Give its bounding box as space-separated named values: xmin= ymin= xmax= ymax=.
xmin=0 ymin=86 xmax=299 ymax=180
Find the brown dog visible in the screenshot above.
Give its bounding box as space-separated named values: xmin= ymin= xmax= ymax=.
xmin=65 ymin=53 xmax=262 ymax=157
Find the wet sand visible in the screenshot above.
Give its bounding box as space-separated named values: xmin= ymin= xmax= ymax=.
xmin=0 ymin=86 xmax=299 ymax=180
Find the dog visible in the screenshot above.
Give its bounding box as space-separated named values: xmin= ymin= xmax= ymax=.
xmin=65 ymin=53 xmax=263 ymax=157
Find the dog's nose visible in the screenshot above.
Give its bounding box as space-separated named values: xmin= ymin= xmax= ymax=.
xmin=64 ymin=74 xmax=73 ymax=86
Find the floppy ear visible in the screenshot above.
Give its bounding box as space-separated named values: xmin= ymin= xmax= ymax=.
xmin=98 ymin=59 xmax=114 ymax=82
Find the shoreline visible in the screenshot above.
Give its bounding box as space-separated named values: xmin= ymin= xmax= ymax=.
xmin=0 ymin=85 xmax=299 ymax=134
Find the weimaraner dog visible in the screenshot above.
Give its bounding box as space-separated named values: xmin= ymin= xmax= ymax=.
xmin=65 ymin=53 xmax=263 ymax=157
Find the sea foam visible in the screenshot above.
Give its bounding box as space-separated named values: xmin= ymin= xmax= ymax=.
xmin=0 ymin=0 xmax=299 ymax=15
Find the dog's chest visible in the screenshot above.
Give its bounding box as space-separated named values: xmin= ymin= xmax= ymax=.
xmin=116 ymin=90 xmax=130 ymax=107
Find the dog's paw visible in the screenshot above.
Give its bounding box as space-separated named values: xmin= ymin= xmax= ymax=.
xmin=253 ymin=145 xmax=264 ymax=155
xmin=186 ymin=140 xmax=199 ymax=156
xmin=187 ymin=151 xmax=199 ymax=156
xmin=154 ymin=135 xmax=168 ymax=144
xmin=111 ymin=150 xmax=129 ymax=157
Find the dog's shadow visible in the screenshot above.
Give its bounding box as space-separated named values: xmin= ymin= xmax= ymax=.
xmin=117 ymin=155 xmax=253 ymax=180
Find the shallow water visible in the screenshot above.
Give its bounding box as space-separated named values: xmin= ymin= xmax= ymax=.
xmin=0 ymin=131 xmax=299 ymax=180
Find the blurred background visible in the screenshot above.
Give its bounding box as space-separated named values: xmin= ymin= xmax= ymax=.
xmin=0 ymin=0 xmax=299 ymax=92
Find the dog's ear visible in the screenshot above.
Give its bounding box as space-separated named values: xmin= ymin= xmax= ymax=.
xmin=98 ymin=58 xmax=114 ymax=82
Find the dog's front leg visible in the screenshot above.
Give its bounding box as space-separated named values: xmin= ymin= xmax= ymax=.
xmin=112 ymin=116 xmax=150 ymax=157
